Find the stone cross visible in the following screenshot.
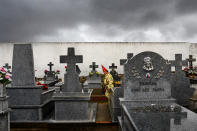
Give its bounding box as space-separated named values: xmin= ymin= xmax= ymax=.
xmin=89 ymin=62 xmax=98 ymax=72
xmin=120 ymin=53 xmax=133 ymax=65
xmin=60 ymin=47 xmax=83 ymax=92
xmin=60 ymin=48 xmax=83 ymax=73
xmin=170 ymin=54 xmax=188 ymax=72
xmin=3 ymin=63 xmax=11 ymax=73
xmin=186 ymin=55 xmax=196 ymax=69
xmin=47 ymin=62 xmax=54 ymax=71
xmin=109 ymin=63 xmax=117 ymax=70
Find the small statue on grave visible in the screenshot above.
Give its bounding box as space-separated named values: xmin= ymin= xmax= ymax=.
xmin=102 ymin=65 xmax=114 ymax=99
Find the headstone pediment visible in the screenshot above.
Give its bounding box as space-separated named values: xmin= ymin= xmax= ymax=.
xmin=125 ymin=51 xmax=171 ymax=82
xmin=123 ymin=51 xmax=172 ymax=100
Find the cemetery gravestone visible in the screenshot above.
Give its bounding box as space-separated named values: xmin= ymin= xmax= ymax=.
xmin=109 ymin=54 xmax=133 ymax=122
xmin=44 ymin=62 xmax=58 ymax=84
xmin=60 ymin=47 xmax=82 ymax=92
xmin=53 ymin=47 xmax=96 ymax=121
xmin=118 ymin=51 xmax=192 ymax=131
xmin=86 ymin=62 xmax=101 ymax=89
xmin=7 ymin=44 xmax=55 ymax=122
xmin=186 ymin=55 xmax=196 ymax=69
xmin=170 ymin=54 xmax=195 ymax=106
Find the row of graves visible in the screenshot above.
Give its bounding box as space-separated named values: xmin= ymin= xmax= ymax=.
xmin=1 ymin=43 xmax=197 ymax=130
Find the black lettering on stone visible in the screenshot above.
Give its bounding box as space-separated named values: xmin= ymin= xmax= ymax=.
xmin=153 ymin=88 xmax=164 ymax=92
xmin=142 ymin=88 xmax=149 ymax=92
xmin=139 ymin=82 xmax=156 ymax=85
xmin=131 ymin=88 xmax=140 ymax=92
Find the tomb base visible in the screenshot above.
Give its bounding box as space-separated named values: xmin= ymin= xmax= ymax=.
xmin=53 ymin=91 xmax=97 ymax=122
xmin=7 ymin=86 xmax=55 ymax=122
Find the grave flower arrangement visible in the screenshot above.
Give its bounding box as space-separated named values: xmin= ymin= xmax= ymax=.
xmin=36 ymin=81 xmax=48 ymax=90
xmin=44 ymin=69 xmax=48 ymax=74
xmin=0 ymin=67 xmax=12 ymax=85
xmin=184 ymin=67 xmax=197 ymax=79
xmin=89 ymin=71 xmax=100 ymax=77
xmin=55 ymin=70 xmax=60 ymax=74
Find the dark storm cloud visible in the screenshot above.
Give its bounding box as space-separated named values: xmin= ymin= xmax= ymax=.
xmin=0 ymin=0 xmax=197 ymax=42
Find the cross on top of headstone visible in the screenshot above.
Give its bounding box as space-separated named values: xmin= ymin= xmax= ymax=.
xmin=186 ymin=55 xmax=196 ymax=69
xmin=47 ymin=62 xmax=54 ymax=71
xmin=89 ymin=62 xmax=98 ymax=72
xmin=109 ymin=63 xmax=117 ymax=70
xmin=120 ymin=53 xmax=133 ymax=65
xmin=170 ymin=54 xmax=188 ymax=72
xmin=60 ymin=47 xmax=83 ymax=73
xmin=3 ymin=63 xmax=11 ymax=71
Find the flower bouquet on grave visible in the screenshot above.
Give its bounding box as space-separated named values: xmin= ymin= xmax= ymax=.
xmin=44 ymin=69 xmax=48 ymax=75
xmin=0 ymin=67 xmax=12 ymax=86
xmin=55 ymin=70 xmax=60 ymax=75
xmin=89 ymin=72 xmax=93 ymax=77
xmin=36 ymin=81 xmax=48 ymax=90
xmin=184 ymin=67 xmax=197 ymax=79
xmin=96 ymin=71 xmax=100 ymax=76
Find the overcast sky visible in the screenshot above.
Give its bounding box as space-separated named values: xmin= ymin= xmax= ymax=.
xmin=0 ymin=0 xmax=197 ymax=42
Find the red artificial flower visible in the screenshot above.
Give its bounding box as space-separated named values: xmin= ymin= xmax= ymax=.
xmin=56 ymin=70 xmax=60 ymax=72
xmin=37 ymin=82 xmax=42 ymax=85
xmin=64 ymin=66 xmax=67 ymax=69
xmin=184 ymin=67 xmax=188 ymax=71
xmin=41 ymin=84 xmax=48 ymax=90
xmin=44 ymin=69 xmax=48 ymax=73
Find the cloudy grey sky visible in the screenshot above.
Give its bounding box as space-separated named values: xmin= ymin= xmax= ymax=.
xmin=0 ymin=0 xmax=197 ymax=42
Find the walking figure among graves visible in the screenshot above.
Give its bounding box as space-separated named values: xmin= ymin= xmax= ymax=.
xmin=102 ymin=65 xmax=114 ymax=99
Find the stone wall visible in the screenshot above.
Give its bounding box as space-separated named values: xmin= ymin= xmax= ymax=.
xmin=0 ymin=42 xmax=194 ymax=77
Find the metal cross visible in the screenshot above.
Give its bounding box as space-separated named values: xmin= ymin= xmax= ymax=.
xmin=89 ymin=62 xmax=98 ymax=72
xmin=109 ymin=63 xmax=117 ymax=70
xmin=47 ymin=62 xmax=54 ymax=71
xmin=186 ymin=55 xmax=196 ymax=69
xmin=3 ymin=63 xmax=11 ymax=73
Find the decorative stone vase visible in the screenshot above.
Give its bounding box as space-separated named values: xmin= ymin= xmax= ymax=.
xmin=0 ymin=83 xmax=6 ymax=97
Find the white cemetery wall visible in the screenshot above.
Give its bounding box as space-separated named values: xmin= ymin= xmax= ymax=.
xmin=0 ymin=42 xmax=194 ymax=78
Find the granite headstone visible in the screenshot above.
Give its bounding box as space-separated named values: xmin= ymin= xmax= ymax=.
xmin=53 ymin=47 xmax=96 ymax=121
xmin=170 ymin=54 xmax=195 ymax=106
xmin=118 ymin=51 xmax=191 ymax=131
xmin=86 ymin=62 xmax=101 ymax=89
xmin=60 ymin=47 xmax=82 ymax=92
xmin=44 ymin=62 xmax=58 ymax=84
xmin=7 ymin=44 xmax=55 ymax=122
